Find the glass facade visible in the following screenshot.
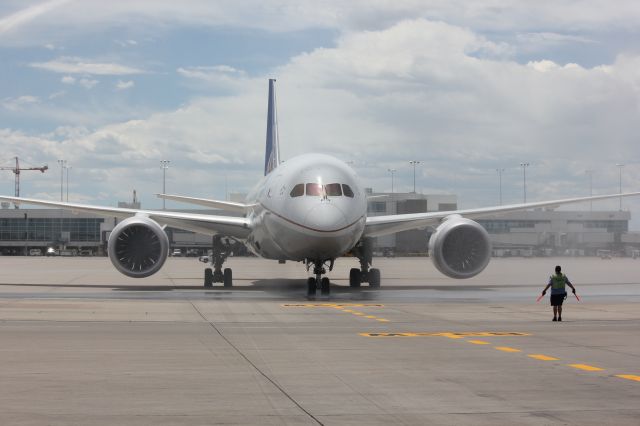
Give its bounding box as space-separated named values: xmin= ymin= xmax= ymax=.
xmin=368 ymin=202 xmax=387 ymax=213
xmin=477 ymin=220 xmax=543 ymax=234
xmin=0 ymin=217 xmax=103 ymax=242
xmin=568 ymin=220 xmax=628 ymax=233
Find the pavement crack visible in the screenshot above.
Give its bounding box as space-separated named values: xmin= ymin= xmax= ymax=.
xmin=189 ymin=301 xmax=323 ymax=426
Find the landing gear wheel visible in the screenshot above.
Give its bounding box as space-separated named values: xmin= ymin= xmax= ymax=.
xmin=204 ymin=268 xmax=213 ymax=288
xmin=349 ymin=268 xmax=361 ymax=288
xmin=223 ymin=268 xmax=233 ymax=287
xmin=307 ymin=277 xmax=317 ymax=296
xmin=369 ymin=268 xmax=381 ymax=288
xmin=320 ymin=277 xmax=330 ymax=295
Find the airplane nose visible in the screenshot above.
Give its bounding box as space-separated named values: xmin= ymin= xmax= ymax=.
xmin=304 ymin=203 xmax=348 ymax=232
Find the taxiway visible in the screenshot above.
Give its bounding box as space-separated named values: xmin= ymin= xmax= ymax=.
xmin=0 ymin=256 xmax=638 ymax=425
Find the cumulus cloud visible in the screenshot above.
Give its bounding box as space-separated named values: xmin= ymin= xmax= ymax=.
xmin=115 ymin=80 xmax=135 ymax=90
xmin=177 ymin=65 xmax=248 ymax=90
xmin=31 ymin=56 xmax=145 ymax=75
xmin=1 ymin=15 xmax=638 ymax=221
xmin=78 ymin=78 xmax=99 ymax=89
xmin=59 ymin=75 xmax=98 ymax=89
xmin=2 ymin=95 xmax=40 ymax=111
xmin=0 ymin=0 xmax=71 ymax=35
xmin=115 ymin=39 xmax=138 ymax=47
xmin=2 ymin=1 xmax=640 ymax=46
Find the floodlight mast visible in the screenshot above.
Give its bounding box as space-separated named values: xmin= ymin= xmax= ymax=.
xmin=616 ymin=164 xmax=624 ymax=210
xmin=160 ymin=160 xmax=170 ymax=210
xmin=496 ymin=168 xmax=505 ymax=206
xmin=520 ymin=162 xmax=530 ymax=203
xmin=409 ymin=160 xmax=421 ymax=193
xmin=388 ymin=168 xmax=396 ymax=194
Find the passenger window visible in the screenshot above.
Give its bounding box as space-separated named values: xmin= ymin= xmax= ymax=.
xmin=325 ymin=183 xmax=342 ymax=196
xmin=290 ymin=184 xmax=304 ymax=197
xmin=306 ymin=183 xmax=323 ymax=196
xmin=342 ymin=184 xmax=354 ymax=198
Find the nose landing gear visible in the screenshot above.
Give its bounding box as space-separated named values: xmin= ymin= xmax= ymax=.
xmin=306 ymin=259 xmax=334 ymax=296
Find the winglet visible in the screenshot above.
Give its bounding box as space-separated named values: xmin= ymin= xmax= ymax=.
xmin=264 ymin=78 xmax=280 ymax=175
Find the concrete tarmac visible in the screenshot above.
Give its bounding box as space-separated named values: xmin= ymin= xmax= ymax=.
xmin=0 ymin=256 xmax=639 ymax=425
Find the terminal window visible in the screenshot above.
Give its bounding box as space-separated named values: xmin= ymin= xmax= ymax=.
xmin=0 ymin=218 xmax=103 ymax=242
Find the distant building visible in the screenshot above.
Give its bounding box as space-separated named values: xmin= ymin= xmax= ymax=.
xmin=366 ymin=192 xmax=637 ymax=256
xmin=366 ymin=191 xmax=458 ymax=254
xmin=117 ymin=190 xmax=141 ymax=209
xmin=478 ymin=209 xmax=631 ymax=256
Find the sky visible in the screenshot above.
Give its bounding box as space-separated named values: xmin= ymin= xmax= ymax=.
xmin=0 ymin=1 xmax=639 ymax=227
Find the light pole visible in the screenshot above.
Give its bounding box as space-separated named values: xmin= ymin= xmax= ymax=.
xmin=585 ymin=169 xmax=593 ymax=212
xmin=388 ymin=168 xmax=396 ymax=194
xmin=65 ymin=165 xmax=71 ymax=202
xmin=409 ymin=160 xmax=421 ymax=193
xmin=520 ymin=162 xmax=529 ymax=203
xmin=496 ymin=168 xmax=505 ymax=206
xmin=616 ymin=163 xmax=624 ymax=211
xmin=57 ymin=159 xmax=66 ymax=201
xmin=160 ymin=160 xmax=170 ymax=210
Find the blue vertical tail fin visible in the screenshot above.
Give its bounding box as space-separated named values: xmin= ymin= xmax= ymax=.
xmin=264 ymin=79 xmax=280 ymax=175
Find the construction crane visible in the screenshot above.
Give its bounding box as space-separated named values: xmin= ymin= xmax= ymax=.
xmin=0 ymin=157 xmax=48 ymax=206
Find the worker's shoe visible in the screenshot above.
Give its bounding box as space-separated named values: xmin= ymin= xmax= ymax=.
xmin=552 ymin=317 xmax=557 ymax=321
xmin=558 ymin=317 xmax=562 ymax=322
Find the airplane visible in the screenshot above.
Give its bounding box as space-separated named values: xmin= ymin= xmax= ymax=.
xmin=1 ymin=79 xmax=639 ymax=296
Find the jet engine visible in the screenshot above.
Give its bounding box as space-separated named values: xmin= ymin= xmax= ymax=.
xmin=428 ymin=215 xmax=492 ymax=279
xmin=107 ymin=216 xmax=169 ymax=278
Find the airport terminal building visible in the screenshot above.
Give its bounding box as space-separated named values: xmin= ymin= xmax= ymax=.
xmin=365 ymin=191 xmax=638 ymax=256
xmin=0 ymin=194 xmax=637 ymax=257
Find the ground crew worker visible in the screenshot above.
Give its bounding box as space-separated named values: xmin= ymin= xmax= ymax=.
xmin=541 ymin=265 xmax=576 ymax=322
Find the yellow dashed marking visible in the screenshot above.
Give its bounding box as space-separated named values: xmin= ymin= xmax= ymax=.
xmin=282 ymin=304 xmax=383 ymax=307
xmin=352 ymin=312 xmax=365 ymax=316
xmin=439 ymin=332 xmax=465 ymax=339
xmin=616 ymin=375 xmax=640 ymax=382
xmin=359 ymin=332 xmax=529 ymax=338
xmin=365 ymin=315 xmax=377 ymax=319
xmin=529 ymin=354 xmax=559 ymax=361
xmin=376 ymin=318 xmax=390 ymax=322
xmin=568 ymin=364 xmax=603 ymax=371
xmin=467 ymin=340 xmax=491 ymax=345
xmin=343 ymin=309 xmax=354 ymax=313
xmin=495 ymin=346 xmax=521 ymax=353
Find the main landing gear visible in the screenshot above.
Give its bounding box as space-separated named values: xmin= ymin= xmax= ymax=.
xmin=203 ymin=235 xmax=233 ymax=288
xmin=306 ymin=259 xmax=334 ymax=296
xmin=349 ymin=238 xmax=381 ymax=289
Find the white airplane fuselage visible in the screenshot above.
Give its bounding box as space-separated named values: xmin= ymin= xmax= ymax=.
xmin=245 ymin=153 xmax=367 ymax=261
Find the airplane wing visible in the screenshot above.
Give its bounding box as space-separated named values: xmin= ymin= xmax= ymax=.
xmin=364 ymin=192 xmax=640 ymax=238
xmin=0 ymin=195 xmax=251 ymax=239
xmin=155 ymin=193 xmax=250 ymax=213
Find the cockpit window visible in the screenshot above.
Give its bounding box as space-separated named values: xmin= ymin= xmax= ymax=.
xmin=342 ymin=184 xmax=354 ymax=198
xmin=292 ymin=182 xmax=355 ymax=198
xmin=290 ymin=184 xmax=304 ymax=197
xmin=325 ymin=183 xmax=342 ymax=196
xmin=306 ymin=183 xmax=323 ymax=196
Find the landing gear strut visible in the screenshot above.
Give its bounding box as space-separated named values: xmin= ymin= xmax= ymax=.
xmin=349 ymin=238 xmax=381 ymax=288
xmin=203 ymin=235 xmax=233 ymax=288
xmin=306 ymin=259 xmax=334 ymax=296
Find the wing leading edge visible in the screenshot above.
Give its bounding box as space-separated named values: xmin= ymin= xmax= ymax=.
xmin=364 ymin=192 xmax=640 ymax=238
xmin=0 ymin=195 xmax=251 ymax=239
xmin=155 ymin=193 xmax=250 ymax=213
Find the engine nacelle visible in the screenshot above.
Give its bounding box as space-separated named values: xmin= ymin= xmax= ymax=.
xmin=107 ymin=216 xmax=169 ymax=278
xmin=428 ymin=215 xmax=492 ymax=279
